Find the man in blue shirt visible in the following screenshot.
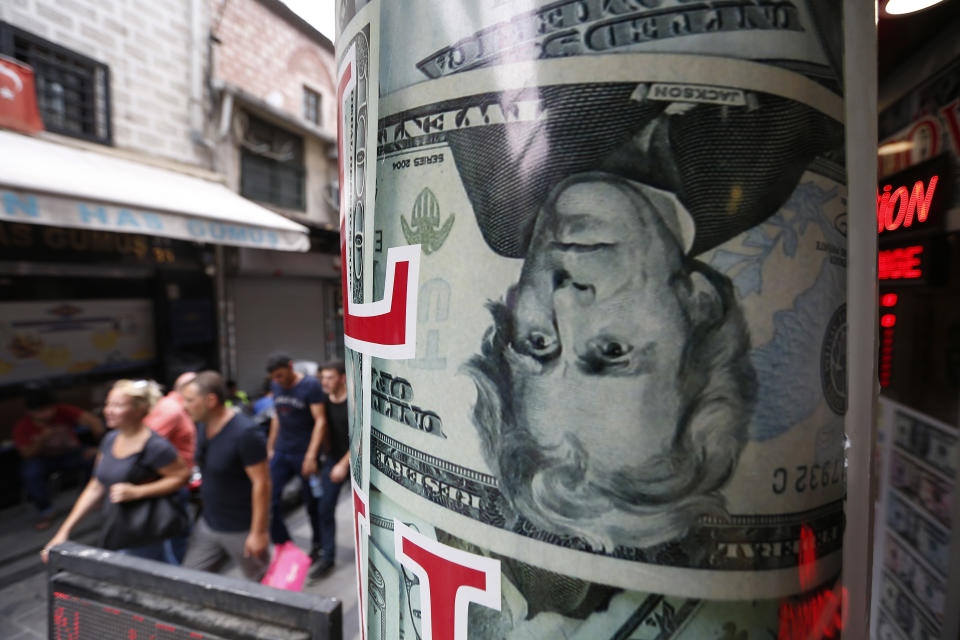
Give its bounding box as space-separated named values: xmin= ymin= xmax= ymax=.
xmin=180 ymin=371 xmax=270 ymax=581
xmin=265 ymin=352 xmax=328 ymax=559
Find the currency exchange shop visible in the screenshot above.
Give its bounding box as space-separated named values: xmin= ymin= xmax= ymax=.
xmin=869 ymin=5 xmax=960 ymax=639
xmin=0 ymin=129 xmax=310 ymax=503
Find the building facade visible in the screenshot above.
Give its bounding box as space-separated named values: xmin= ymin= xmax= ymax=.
xmin=207 ymin=0 xmax=342 ymax=394
xmin=0 ymin=0 xmax=331 ymax=447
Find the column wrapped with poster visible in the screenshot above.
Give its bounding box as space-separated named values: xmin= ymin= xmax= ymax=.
xmin=336 ymin=2 xmax=858 ymax=638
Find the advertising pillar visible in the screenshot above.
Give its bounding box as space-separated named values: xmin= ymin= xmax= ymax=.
xmin=337 ymin=2 xmax=858 ymax=637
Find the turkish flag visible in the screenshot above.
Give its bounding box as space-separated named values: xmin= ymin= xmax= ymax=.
xmin=0 ymin=56 xmax=44 ymax=134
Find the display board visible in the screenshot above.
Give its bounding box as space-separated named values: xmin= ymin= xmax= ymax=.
xmin=0 ymin=298 xmax=155 ymax=386
xmin=47 ymin=542 xmax=340 ymax=640
xmin=872 ymin=398 xmax=960 ymax=640
xmin=52 ymin=592 xmax=229 ymax=640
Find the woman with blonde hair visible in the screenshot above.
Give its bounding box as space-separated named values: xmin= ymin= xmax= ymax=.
xmin=42 ymin=379 xmax=190 ymax=562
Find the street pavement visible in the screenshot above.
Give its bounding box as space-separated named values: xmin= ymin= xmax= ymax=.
xmin=0 ymin=485 xmax=359 ymax=640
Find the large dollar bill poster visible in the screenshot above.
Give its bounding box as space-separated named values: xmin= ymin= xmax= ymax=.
xmin=338 ymin=2 xmax=848 ymax=638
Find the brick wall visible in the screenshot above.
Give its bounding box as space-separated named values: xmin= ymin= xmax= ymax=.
xmin=0 ymin=0 xmax=208 ymax=167
xmin=210 ymin=0 xmax=336 ymax=137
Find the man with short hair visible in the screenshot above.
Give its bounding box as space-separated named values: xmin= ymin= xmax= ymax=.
xmin=180 ymin=371 xmax=270 ymax=581
xmin=309 ymin=360 xmax=349 ymax=577
xmin=265 ymin=352 xmax=328 ymax=558
xmin=14 ymin=385 xmax=104 ymax=530
xmin=144 ymin=371 xmax=198 ymax=563
xmin=144 ymin=371 xmax=197 ymax=468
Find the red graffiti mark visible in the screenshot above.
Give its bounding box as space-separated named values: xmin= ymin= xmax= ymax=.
xmin=394 ymin=521 xmax=500 ymax=640
xmin=337 ymin=50 xmax=420 ymax=359
xmin=352 ymin=480 xmax=369 ymax=640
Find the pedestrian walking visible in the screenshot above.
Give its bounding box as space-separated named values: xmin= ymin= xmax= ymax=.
xmin=264 ymin=352 xmax=327 ymax=559
xmin=42 ymin=380 xmax=190 ymax=562
xmin=309 ymin=360 xmax=349 ymax=578
xmin=143 ymin=371 xmax=198 ymax=564
xmin=144 ymin=372 xmax=198 ymax=468
xmin=180 ymin=371 xmax=271 ymax=581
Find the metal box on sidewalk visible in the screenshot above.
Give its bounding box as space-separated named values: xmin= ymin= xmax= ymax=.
xmin=47 ymin=542 xmax=341 ymax=640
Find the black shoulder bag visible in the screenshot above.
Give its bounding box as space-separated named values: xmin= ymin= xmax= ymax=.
xmin=98 ymin=438 xmax=189 ymax=551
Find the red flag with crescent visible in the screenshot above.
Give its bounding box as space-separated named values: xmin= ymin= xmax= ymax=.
xmin=0 ymin=56 xmax=44 ymax=134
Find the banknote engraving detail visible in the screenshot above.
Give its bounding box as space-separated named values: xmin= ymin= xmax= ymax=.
xmin=372 ymin=425 xmax=844 ymax=571
xmin=821 ymin=303 xmax=847 ymax=415
xmin=401 ymin=188 xmax=455 ymax=254
xmin=416 ymin=1 xmax=807 ymax=80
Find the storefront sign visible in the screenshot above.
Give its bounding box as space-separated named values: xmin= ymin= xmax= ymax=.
xmin=878 ymin=56 xmax=960 ymax=229
xmin=876 ymin=154 xmax=952 ymax=241
xmin=878 ymin=245 xmax=924 ymax=280
xmin=879 ymin=103 xmax=960 ymax=178
xmin=876 ymin=176 xmax=937 ymax=233
xmin=878 ymin=52 xmax=960 ymax=180
xmin=0 ymin=189 xmax=308 ymax=252
xmin=0 ymin=221 xmax=199 ymax=267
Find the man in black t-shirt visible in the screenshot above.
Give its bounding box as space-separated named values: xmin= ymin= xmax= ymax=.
xmin=309 ymin=360 xmax=349 ymax=578
xmin=180 ymin=371 xmax=270 ymax=581
xmin=265 ymin=352 xmax=328 ymax=558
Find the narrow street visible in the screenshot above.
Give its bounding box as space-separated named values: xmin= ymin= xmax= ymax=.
xmin=0 ymin=485 xmax=359 ymax=640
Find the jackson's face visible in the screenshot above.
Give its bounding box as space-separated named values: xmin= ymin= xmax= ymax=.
xmin=509 ymin=175 xmax=691 ymax=470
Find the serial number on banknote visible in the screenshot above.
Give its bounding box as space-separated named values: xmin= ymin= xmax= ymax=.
xmin=392 ymin=153 xmax=445 ymax=171
xmin=772 ymin=457 xmax=845 ymax=495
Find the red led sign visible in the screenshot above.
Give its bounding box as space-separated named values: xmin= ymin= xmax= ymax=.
xmin=52 ymin=592 xmax=215 ymax=639
xmin=878 ymin=292 xmax=899 ymax=389
xmin=878 ymin=245 xmax=924 ymax=280
xmin=880 ymin=327 xmax=895 ymax=388
xmin=877 ymin=176 xmax=938 ymax=233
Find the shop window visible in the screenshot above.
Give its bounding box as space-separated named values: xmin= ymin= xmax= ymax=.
xmin=303 ymin=86 xmax=321 ymax=126
xmin=239 ymin=113 xmax=305 ymax=210
xmin=0 ymin=22 xmax=112 ymax=144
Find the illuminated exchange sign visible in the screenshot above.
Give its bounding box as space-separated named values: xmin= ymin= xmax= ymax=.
xmin=876 ymin=176 xmax=937 ymax=233
xmin=876 ymin=154 xmax=952 ymax=238
xmin=878 ymin=245 xmax=924 ymax=280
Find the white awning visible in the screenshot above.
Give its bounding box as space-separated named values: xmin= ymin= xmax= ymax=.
xmin=0 ymin=130 xmax=310 ymax=252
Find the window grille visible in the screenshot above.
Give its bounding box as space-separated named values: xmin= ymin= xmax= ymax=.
xmin=0 ymin=22 xmax=112 ymax=144
xmin=239 ymin=113 xmax=305 ymax=211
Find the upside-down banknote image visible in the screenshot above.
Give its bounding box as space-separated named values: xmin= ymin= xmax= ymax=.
xmin=338 ymin=1 xmax=849 ymax=637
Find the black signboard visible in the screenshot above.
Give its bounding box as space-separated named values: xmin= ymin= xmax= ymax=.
xmin=0 ymin=222 xmax=208 ymax=269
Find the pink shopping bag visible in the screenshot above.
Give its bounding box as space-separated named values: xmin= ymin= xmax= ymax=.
xmin=261 ymin=542 xmax=311 ymax=592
